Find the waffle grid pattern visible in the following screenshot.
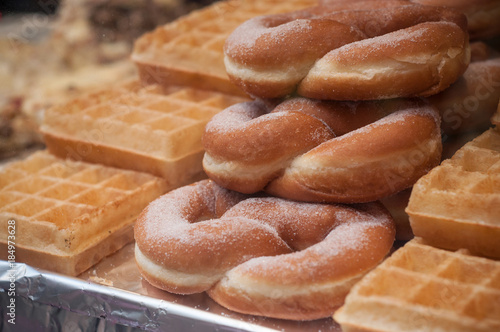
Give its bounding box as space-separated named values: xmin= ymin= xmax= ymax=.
xmin=335 ymin=239 xmax=500 ymax=332
xmin=0 ymin=151 xmax=162 ymax=228
xmin=132 ymin=0 xmax=318 ymax=95
xmin=407 ymin=127 xmax=500 ymax=258
xmin=0 ymin=151 xmax=167 ymax=274
xmin=41 ymin=81 xmax=247 ymax=183
xmin=423 ymin=128 xmax=499 ymax=218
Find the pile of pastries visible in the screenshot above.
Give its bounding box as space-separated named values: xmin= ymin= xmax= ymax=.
xmin=1 ymin=0 xmax=499 ymax=330
xmin=133 ymin=0 xmax=500 ymax=327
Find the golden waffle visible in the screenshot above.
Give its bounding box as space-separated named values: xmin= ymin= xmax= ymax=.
xmin=334 ymin=238 xmax=500 ymax=332
xmin=406 ymin=125 xmax=500 ymax=259
xmin=0 ymin=150 xmax=168 ymax=276
xmin=131 ymin=0 xmax=318 ymax=96
xmin=40 ymin=81 xmax=248 ymax=186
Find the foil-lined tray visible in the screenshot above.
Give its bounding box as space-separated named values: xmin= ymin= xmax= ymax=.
xmin=0 ymin=242 xmax=342 ymax=331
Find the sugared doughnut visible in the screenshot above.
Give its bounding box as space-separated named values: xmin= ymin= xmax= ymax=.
xmin=134 ymin=179 xmax=396 ymax=320
xmin=224 ymin=0 xmax=470 ymax=99
xmin=202 ymin=98 xmax=442 ymax=203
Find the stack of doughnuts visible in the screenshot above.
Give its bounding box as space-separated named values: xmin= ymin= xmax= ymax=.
xmin=211 ymin=1 xmax=471 ymax=206
xmin=135 ymin=0 xmax=479 ymax=322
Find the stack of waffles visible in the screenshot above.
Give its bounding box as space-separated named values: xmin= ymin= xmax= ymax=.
xmin=1 ymin=83 xmax=247 ymax=276
xmin=1 ymin=80 xmax=247 ymax=276
xmin=131 ymin=0 xmax=318 ymax=96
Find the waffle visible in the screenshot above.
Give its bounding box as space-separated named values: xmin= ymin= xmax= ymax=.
xmin=0 ymin=150 xmax=168 ymax=276
xmin=131 ymin=0 xmax=319 ymax=96
xmin=334 ymin=238 xmax=500 ymax=332
xmin=406 ymin=124 xmax=500 ymax=259
xmin=40 ymin=80 xmax=247 ymax=186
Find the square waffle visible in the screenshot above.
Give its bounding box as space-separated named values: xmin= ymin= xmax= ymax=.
xmin=40 ymin=81 xmax=247 ymax=186
xmin=406 ymin=123 xmax=500 ymax=259
xmin=131 ymin=0 xmax=319 ymax=96
xmin=0 ymin=150 xmax=168 ymax=276
xmin=334 ymin=238 xmax=500 ymax=332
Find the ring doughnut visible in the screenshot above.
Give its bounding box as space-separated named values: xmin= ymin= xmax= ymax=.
xmin=202 ymin=98 xmax=442 ymax=203
xmin=134 ymin=180 xmax=396 ymax=320
xmin=224 ymin=0 xmax=470 ymax=99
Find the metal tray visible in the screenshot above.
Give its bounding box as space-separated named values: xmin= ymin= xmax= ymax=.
xmin=0 ymin=243 xmax=342 ymax=331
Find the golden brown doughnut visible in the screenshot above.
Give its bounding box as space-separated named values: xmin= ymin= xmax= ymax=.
xmin=224 ymin=0 xmax=470 ymax=100
xmin=134 ymin=180 xmax=396 ymax=320
xmin=202 ymin=98 xmax=442 ymax=203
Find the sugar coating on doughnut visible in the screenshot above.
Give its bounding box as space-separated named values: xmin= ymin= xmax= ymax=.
xmin=227 ymin=18 xmax=313 ymax=50
xmin=299 ymin=21 xmax=470 ymax=100
xmin=224 ymin=1 xmax=470 ymax=99
xmin=134 ymin=180 xmax=396 ymax=320
xmin=203 ymin=98 xmax=442 ymax=203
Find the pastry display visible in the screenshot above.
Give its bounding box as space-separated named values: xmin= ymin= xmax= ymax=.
xmin=0 ymin=150 xmax=168 ymax=276
xmin=202 ymin=97 xmax=442 ymax=203
xmin=132 ymin=0 xmax=465 ymax=322
xmin=41 ymin=81 xmax=247 ymax=186
xmin=406 ymin=114 xmax=500 ymax=259
xmin=134 ymin=179 xmax=395 ymax=320
xmin=1 ymin=0 xmax=499 ymax=329
xmin=132 ymin=0 xmax=498 ymax=323
xmin=334 ymin=238 xmax=500 ymax=332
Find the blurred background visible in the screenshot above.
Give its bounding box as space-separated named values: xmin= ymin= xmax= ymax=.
xmin=0 ymin=0 xmax=217 ymax=161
